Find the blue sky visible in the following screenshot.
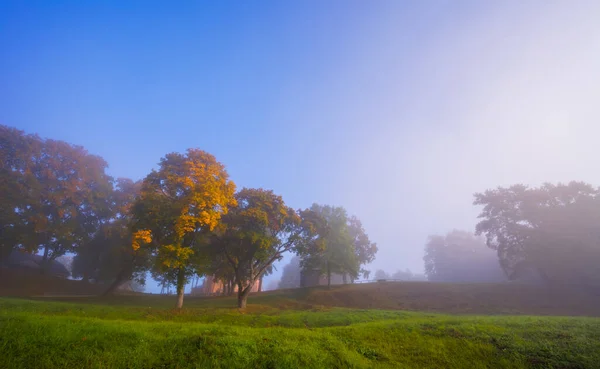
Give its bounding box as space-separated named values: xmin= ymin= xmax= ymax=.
xmin=2 ymin=1 xmax=600 ymax=292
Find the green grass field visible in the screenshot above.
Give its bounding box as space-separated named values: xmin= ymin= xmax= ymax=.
xmin=2 ymin=283 xmax=600 ymax=369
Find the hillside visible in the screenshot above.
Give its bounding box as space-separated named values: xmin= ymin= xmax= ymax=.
xmin=300 ymin=282 xmax=600 ymax=316
xmin=5 ymin=273 xmax=599 ymax=316
xmin=2 ymin=294 xmax=600 ymax=368
xmin=0 ymin=268 xmax=107 ymax=297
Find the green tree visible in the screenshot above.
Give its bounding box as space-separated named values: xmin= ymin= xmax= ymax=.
xmin=210 ymin=188 xmax=325 ymax=308
xmin=300 ymin=204 xmax=377 ymax=286
xmin=131 ymin=149 xmax=237 ymax=308
xmin=347 ymin=215 xmax=378 ymax=279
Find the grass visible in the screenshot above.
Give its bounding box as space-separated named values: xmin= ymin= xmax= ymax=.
xmin=2 ymin=293 xmax=600 ymax=369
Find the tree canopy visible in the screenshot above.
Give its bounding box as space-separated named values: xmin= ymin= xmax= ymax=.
xmin=131 ymin=149 xmax=237 ymax=308
xmin=209 ymin=188 xmax=326 ymax=308
xmin=424 ymin=230 xmax=505 ymax=283
xmin=474 ymin=182 xmax=600 ymax=288
xmin=299 ymin=204 xmax=377 ymax=286
xmin=1 ymin=125 xmax=113 ymax=270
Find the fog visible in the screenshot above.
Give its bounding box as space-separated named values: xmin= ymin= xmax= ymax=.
xmin=286 ymin=0 xmax=600 ymax=279
xmin=3 ymin=1 xmax=600 ymax=292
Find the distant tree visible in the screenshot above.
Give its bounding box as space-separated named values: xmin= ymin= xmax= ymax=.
xmin=392 ymin=269 xmax=413 ymax=281
xmin=71 ymin=178 xmax=151 ymax=295
xmin=475 ymin=182 xmax=600 ymax=288
xmin=209 ymin=188 xmax=326 ymax=308
xmin=153 ymin=269 xmax=178 ymax=295
xmin=424 ymin=230 xmax=505 ymax=283
xmin=278 ymin=255 xmax=301 ymax=289
xmin=300 ymin=205 xmax=376 ymax=286
xmin=205 ymin=253 xmax=237 ymax=295
xmin=131 ymin=149 xmax=237 ymax=308
xmin=374 ymin=269 xmax=389 ymax=280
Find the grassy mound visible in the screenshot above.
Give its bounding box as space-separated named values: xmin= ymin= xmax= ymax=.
xmin=2 ymin=296 xmax=600 ymax=368
xmin=301 ymin=282 xmax=600 ymax=316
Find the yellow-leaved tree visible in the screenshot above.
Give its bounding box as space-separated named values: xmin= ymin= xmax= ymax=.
xmin=131 ymin=149 xmax=236 ymax=308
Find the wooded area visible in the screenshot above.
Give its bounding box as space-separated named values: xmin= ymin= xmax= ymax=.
xmin=1 ymin=125 xmax=377 ymax=308
xmin=3 ymin=124 xmax=600 ymax=308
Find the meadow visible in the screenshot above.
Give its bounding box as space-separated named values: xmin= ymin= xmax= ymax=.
xmin=2 ymin=280 xmax=600 ymax=369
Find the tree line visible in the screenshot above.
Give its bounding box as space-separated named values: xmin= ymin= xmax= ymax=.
xmin=424 ymin=182 xmax=600 ymax=291
xmin=1 ymin=125 xmax=377 ymax=308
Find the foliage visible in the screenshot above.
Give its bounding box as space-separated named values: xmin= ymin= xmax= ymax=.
xmin=0 ymin=125 xmax=35 ymax=263
xmin=391 ymin=269 xmax=413 ymax=281
xmin=474 ymin=181 xmax=600 ymax=287
xmin=209 ymin=188 xmax=325 ymax=307
xmin=300 ymin=204 xmax=377 ymax=286
xmin=0 ymin=125 xmax=113 ymax=268
xmin=374 ymin=269 xmax=389 ymax=280
xmin=424 ymin=230 xmax=505 ymax=283
xmin=131 ymin=149 xmax=236 ymax=307
xmin=72 ymin=178 xmax=150 ymax=293
xmin=278 ymin=255 xmax=302 ymax=289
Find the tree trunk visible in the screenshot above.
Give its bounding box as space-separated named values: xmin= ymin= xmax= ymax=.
xmin=258 ymin=277 xmax=263 ymax=292
xmin=343 ymin=273 xmax=347 ymax=284
xmin=102 ymin=264 xmax=133 ymax=296
xmin=237 ymin=293 xmax=247 ymax=309
xmin=40 ymin=245 xmax=50 ymax=274
xmin=327 ymin=261 xmax=331 ymax=288
xmin=175 ymin=268 xmax=185 ymax=309
xmin=237 ymin=283 xmax=253 ymax=309
xmin=102 ymin=275 xmax=125 ymax=296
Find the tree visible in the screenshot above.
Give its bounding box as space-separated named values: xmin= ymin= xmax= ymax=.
xmin=474 ymin=181 xmax=600 ymax=287
xmin=1 ymin=126 xmax=113 ymax=270
xmin=347 ymin=215 xmax=378 ymax=279
xmin=300 ymin=205 xmax=377 ymax=286
xmin=278 ymin=255 xmax=301 ymax=289
xmin=391 ymin=269 xmax=413 ymax=281
xmin=71 ymin=178 xmax=150 ymax=295
xmin=423 ymin=230 xmax=505 ymax=282
xmin=210 ymin=188 xmax=326 ymax=308
xmin=0 ymin=125 xmax=36 ymax=264
xmin=131 ymin=149 xmax=237 ymax=308
xmin=374 ymin=269 xmax=389 ymax=280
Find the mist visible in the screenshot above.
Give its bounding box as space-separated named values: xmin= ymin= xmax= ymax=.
xmin=281 ymin=0 xmax=600 ymax=277
xmin=3 ymin=1 xmax=600 ymax=290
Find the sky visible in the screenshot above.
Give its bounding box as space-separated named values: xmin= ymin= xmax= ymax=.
xmin=2 ymin=1 xmax=600 ymax=292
